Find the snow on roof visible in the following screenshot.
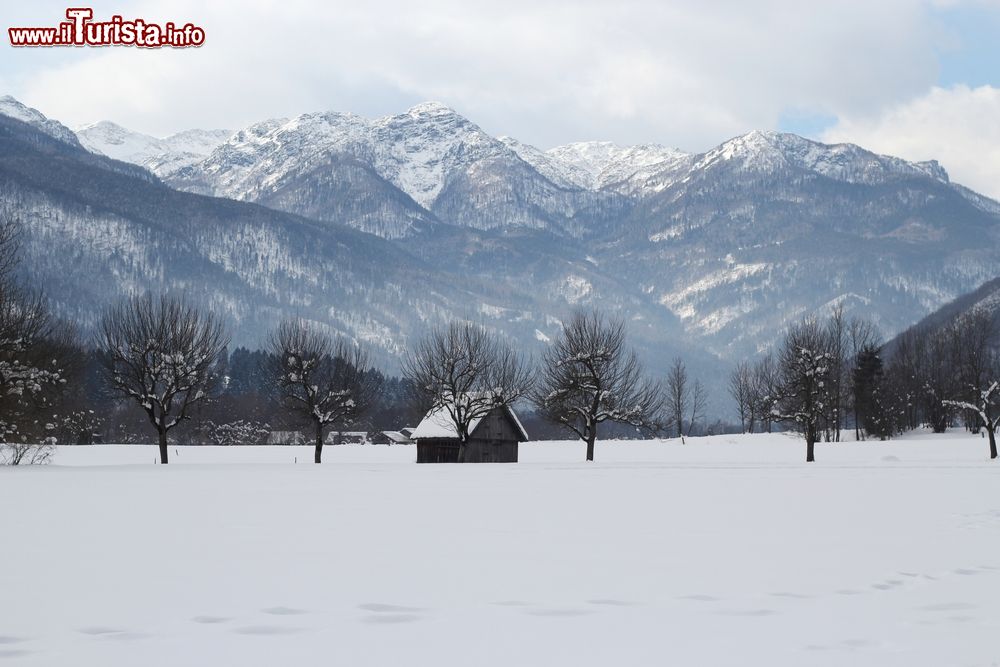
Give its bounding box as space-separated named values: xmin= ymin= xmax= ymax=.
xmin=381 ymin=431 xmax=412 ymax=443
xmin=411 ymin=403 xmax=528 ymax=441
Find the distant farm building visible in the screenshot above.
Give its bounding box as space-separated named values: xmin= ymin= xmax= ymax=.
xmin=412 ymin=404 xmax=528 ymax=463
xmin=267 ymin=431 xmax=306 ymax=446
xmin=369 ymin=431 xmax=413 ymax=445
xmin=326 ymin=431 xmax=367 ymax=445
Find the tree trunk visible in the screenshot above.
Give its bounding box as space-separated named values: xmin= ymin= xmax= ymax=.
xmin=989 ymin=427 xmax=998 ymax=460
xmin=806 ymin=425 xmax=816 ymax=463
xmin=586 ymin=433 xmax=596 ymax=462
xmin=457 ymin=440 xmax=467 ymax=463
xmin=158 ymin=428 xmax=169 ymax=464
xmin=314 ymin=422 xmax=323 ymax=464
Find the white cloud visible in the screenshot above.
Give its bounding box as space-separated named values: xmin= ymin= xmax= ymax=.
xmin=824 ymin=84 xmax=1000 ymax=199
xmin=0 ymin=0 xmax=952 ymax=151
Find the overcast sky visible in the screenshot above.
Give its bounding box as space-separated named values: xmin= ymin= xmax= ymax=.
xmin=3 ymin=0 xmax=1000 ymax=196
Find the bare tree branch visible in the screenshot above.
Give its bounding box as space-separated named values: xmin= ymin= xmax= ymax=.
xmin=403 ymin=321 xmax=532 ymax=462
xmin=95 ymin=293 xmax=229 ymax=464
xmin=532 ymin=309 xmax=662 ymax=461
xmin=267 ymin=318 xmax=383 ymax=463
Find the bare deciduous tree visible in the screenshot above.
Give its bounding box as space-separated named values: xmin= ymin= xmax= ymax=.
xmin=752 ymin=352 xmax=780 ymax=433
xmin=0 ymin=440 xmax=53 ymax=465
xmin=944 ymin=379 xmax=1000 ymax=460
xmin=533 ymin=309 xmax=662 ymax=461
xmin=729 ymin=360 xmax=755 ymax=433
xmin=772 ymin=318 xmax=832 ymax=462
xmin=686 ymin=378 xmax=707 ymax=437
xmin=267 ymin=319 xmax=383 ymax=464
xmin=403 ymin=321 xmax=532 ymax=462
xmin=665 ymin=357 xmax=689 ymax=438
xmin=96 ymin=294 xmax=229 ymax=464
xmin=942 ymin=309 xmax=1000 ymax=459
xmin=825 ymin=305 xmax=848 ymax=442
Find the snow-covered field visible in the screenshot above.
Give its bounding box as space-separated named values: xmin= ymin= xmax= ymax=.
xmin=2 ymin=432 xmax=999 ymax=666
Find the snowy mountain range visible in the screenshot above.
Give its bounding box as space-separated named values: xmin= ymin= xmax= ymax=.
xmin=75 ymin=121 xmax=231 ymax=176
xmin=2 ymin=95 xmax=1000 ymax=404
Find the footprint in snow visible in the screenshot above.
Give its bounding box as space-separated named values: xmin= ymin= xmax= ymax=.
xmin=262 ymin=606 xmax=308 ymax=616
xmin=871 ymin=579 xmax=904 ymax=591
xmin=0 ymin=649 xmax=33 ymax=659
xmin=192 ymin=616 xmax=231 ymax=624
xmin=78 ymin=627 xmax=126 ymax=636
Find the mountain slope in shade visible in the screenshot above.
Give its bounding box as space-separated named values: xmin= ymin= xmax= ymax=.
xmin=0 ymin=109 xmax=712 ymax=384
xmin=885 ymin=275 xmax=1000 ymax=354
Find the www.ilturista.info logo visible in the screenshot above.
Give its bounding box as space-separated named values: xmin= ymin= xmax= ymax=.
xmin=9 ymin=8 xmax=205 ymax=48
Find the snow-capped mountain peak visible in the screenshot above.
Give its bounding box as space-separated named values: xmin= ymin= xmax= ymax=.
xmin=76 ymin=121 xmax=165 ymax=161
xmin=543 ymin=140 xmax=691 ymax=192
xmin=174 ymin=102 xmax=511 ymax=212
xmin=404 ymin=100 xmax=458 ymax=117
xmin=697 ymin=130 xmax=952 ymax=186
xmin=0 ymin=95 xmax=81 ymax=147
xmin=497 ymin=135 xmax=596 ymax=189
xmin=75 ymin=120 xmax=231 ymax=177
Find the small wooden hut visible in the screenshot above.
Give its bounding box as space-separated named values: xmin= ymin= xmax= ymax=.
xmin=370 ymin=431 xmax=413 ymax=445
xmin=412 ymin=404 xmax=528 ymax=463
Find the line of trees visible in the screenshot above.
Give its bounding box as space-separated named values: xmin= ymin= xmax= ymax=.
xmin=3 ymin=241 xmax=707 ymax=464
xmin=895 ymin=309 xmax=1000 ymax=459
xmin=728 ymin=306 xmax=882 ymax=461
xmin=8 ymin=197 xmax=997 ymax=468
xmin=94 ymin=298 xmax=390 ymax=466
xmin=729 ymin=304 xmax=1000 ymax=461
xmin=401 ymin=310 xmax=721 ymax=463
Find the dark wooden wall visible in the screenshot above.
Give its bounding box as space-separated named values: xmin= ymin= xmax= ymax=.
xmin=415 ymin=407 xmax=523 ymax=463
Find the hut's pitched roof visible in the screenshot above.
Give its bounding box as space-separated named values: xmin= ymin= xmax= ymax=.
xmin=411 ymin=403 xmax=528 ymax=441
